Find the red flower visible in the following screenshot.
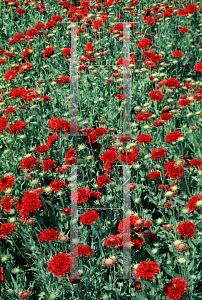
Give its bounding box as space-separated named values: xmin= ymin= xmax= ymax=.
xmin=187 ymin=196 xmax=201 ymax=213
xmin=136 ymin=134 xmax=153 ymax=144
xmin=165 ymin=78 xmax=181 ymax=89
xmin=153 ymin=120 xmax=164 ymax=127
xmin=69 ymin=273 xmax=82 ymax=284
xmin=47 ymin=253 xmax=75 ymax=278
xmin=0 ymin=195 xmax=15 ymax=212
xmin=5 ymin=107 xmax=16 ymax=116
xmin=135 ymin=112 xmax=152 ymax=122
xmin=0 ymin=266 xmax=4 ymax=284
xmin=96 ymin=174 xmax=111 ymax=188
xmin=194 ymin=62 xmax=202 ymax=75
xmin=72 ymin=245 xmax=93 ymax=257
xmin=61 ymin=208 xmax=72 ymax=216
xmin=54 ymin=76 xmax=71 ymax=84
xmin=62 ymin=47 xmax=74 ymax=57
xmin=178 ymin=27 xmax=189 ymax=34
xmin=43 ymin=47 xmax=55 ymax=58
xmin=160 ymin=113 xmax=173 ymax=121
xmin=119 ymin=135 xmax=132 ymax=142
xmin=151 ymin=148 xmax=167 ymax=160
xmin=80 ymin=210 xmax=99 ymax=226
xmin=118 ymin=215 xmax=140 ymax=234
xmin=0 ymin=175 xmax=15 ymax=191
xmin=164 ymin=161 xmax=184 ymax=179
xmin=142 ymin=231 xmax=157 ymax=243
xmin=41 ymin=157 xmax=56 ymax=172
xmin=165 ymin=130 xmax=183 ymax=143
xmin=104 ymin=235 xmax=122 ymax=247
xmin=20 ymin=157 xmax=39 ymax=171
xmin=163 ymin=277 xmax=189 ymax=300
xmin=4 ymin=70 xmax=18 ymax=82
xmin=148 ymin=171 xmax=163 ymax=180
xmin=149 ymin=90 xmax=164 ymax=102
xmin=16 ymin=191 xmax=43 ymax=221
xmin=172 ymin=50 xmax=183 ymax=57
xmin=177 ymin=221 xmax=197 ymax=239
xmin=50 ymin=180 xmax=67 ymax=193
xmin=0 ymin=223 xmax=17 ymax=239
xmin=163 ymin=201 xmax=172 ymax=208
xmin=39 ymin=229 xmax=60 ymax=242
xmin=119 ymin=149 xmax=138 ymax=165
xmin=70 ymin=188 xmax=91 ymax=205
xmin=133 ymin=280 xmax=141 ymax=291
xmin=7 ymin=120 xmax=27 ymax=134
xmin=0 ymin=117 xmax=8 ymax=133
xmin=136 ymin=261 xmax=160 ymax=281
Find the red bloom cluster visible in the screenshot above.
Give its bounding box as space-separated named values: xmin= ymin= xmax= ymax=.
xmin=0 ymin=117 xmax=8 ymax=133
xmin=96 ymin=174 xmax=111 ymax=188
xmin=39 ymin=229 xmax=60 ymax=242
xmin=165 ymin=130 xmax=183 ymax=143
xmin=0 ymin=175 xmax=15 ymax=191
xmin=4 ymin=69 xmax=18 ymax=82
xmin=164 ymin=277 xmax=189 ymax=300
xmin=41 ymin=157 xmax=56 ymax=172
xmin=61 ymin=207 xmax=72 ymax=216
xmin=80 ymin=210 xmax=100 ymax=226
xmin=0 ymin=195 xmax=15 ymax=212
xmin=7 ymin=120 xmax=27 ymax=134
xmin=135 ymin=112 xmax=152 ymax=122
xmin=136 ymin=134 xmax=153 ymax=144
xmin=151 ymin=148 xmax=167 ymax=160
xmin=164 ymin=161 xmax=184 ymax=179
xmin=136 ymin=261 xmax=160 ymax=281
xmin=50 ymin=180 xmax=67 ymax=193
xmin=187 ymin=196 xmax=201 ymax=213
xmin=20 ymin=157 xmax=39 ymax=171
xmin=65 ymin=148 xmax=78 ymax=165
xmin=0 ymin=266 xmax=4 ymax=284
xmin=177 ymin=221 xmax=197 ymax=239
xmin=0 ymin=223 xmax=17 ymax=239
xmin=43 ymin=47 xmax=55 ymax=58
xmin=47 ymin=253 xmax=75 ymax=278
xmin=72 ymin=245 xmax=94 ymax=257
xmin=62 ymin=47 xmax=74 ymax=57
xmin=148 ymin=171 xmax=163 ymax=180
xmin=104 ymin=235 xmax=122 ymax=247
xmin=16 ymin=191 xmax=43 ymax=222
xmin=54 ymin=76 xmax=71 ymax=84
xmin=149 ymin=90 xmax=164 ymax=102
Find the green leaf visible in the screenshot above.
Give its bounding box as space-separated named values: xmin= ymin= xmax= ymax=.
xmin=187 ymin=260 xmax=195 ymax=273
xmin=134 ymin=293 xmax=147 ymax=300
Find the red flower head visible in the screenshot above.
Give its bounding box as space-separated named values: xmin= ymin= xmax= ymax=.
xmin=177 ymin=221 xmax=197 ymax=239
xmin=136 ymin=261 xmax=160 ymax=281
xmin=80 ymin=210 xmax=99 ymax=226
xmin=39 ymin=229 xmax=60 ymax=242
xmin=163 ymin=277 xmax=189 ymax=300
xmin=47 ymin=253 xmax=75 ymax=278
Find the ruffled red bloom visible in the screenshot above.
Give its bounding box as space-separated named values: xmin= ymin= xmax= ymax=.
xmin=131 ymin=235 xmax=144 ymax=250
xmin=100 ymin=149 xmax=118 ymax=163
xmin=119 ymin=149 xmax=138 ymax=165
xmin=133 ymin=280 xmax=142 ymax=291
xmin=153 ymin=120 xmax=164 ymax=127
xmin=165 ymin=130 xmax=183 ymax=143
xmin=41 ymin=157 xmax=56 ymax=172
xmin=43 ymin=47 xmax=55 ymax=58
xmin=0 ymin=223 xmax=17 ymax=239
xmin=0 ymin=175 xmax=15 ymax=191
xmin=119 ymin=135 xmax=132 ymax=142
xmin=151 ymin=148 xmax=167 ymax=160
xmin=136 ymin=261 xmax=160 ymax=281
xmin=194 ymin=62 xmax=202 ymax=75
xmin=118 ymin=215 xmax=140 ymax=234
xmin=177 ymin=221 xmax=197 ymax=239
xmin=39 ymin=229 xmax=60 ymax=242
xmin=185 ymin=3 xmax=198 ymax=14
xmin=70 ymin=188 xmax=91 ymax=205
xmin=54 ymin=76 xmax=71 ymax=84
xmin=72 ymin=245 xmax=93 ymax=257
xmin=61 ymin=207 xmax=72 ymax=216
xmin=16 ymin=191 xmax=43 ymax=222
xmin=142 ymin=231 xmax=157 ymax=243
xmin=0 ymin=195 xmax=15 ymax=212
xmin=190 ymin=158 xmax=202 ymax=167
xmin=5 ymin=107 xmax=16 ymax=116
xmin=187 ymin=196 xmax=201 ymax=213
xmin=149 ymin=90 xmax=164 ymax=102
xmin=20 ymin=157 xmax=39 ymax=171
xmin=7 ymin=120 xmax=27 ymax=134
xmin=164 ymin=161 xmax=184 ymax=179
xmin=50 ymin=180 xmax=67 ymax=193
xmin=148 ymin=171 xmax=163 ymax=180
xmin=80 ymin=210 xmax=99 ymax=226
xmin=96 ymin=174 xmax=111 ymax=188
xmin=178 ymin=27 xmax=189 ymax=34
xmin=135 ymin=112 xmax=152 ymax=122
xmin=136 ymin=134 xmax=153 ymax=144
xmin=47 ymin=253 xmax=75 ymax=278
xmin=165 ymin=78 xmax=181 ymax=89
xmin=160 ymin=113 xmax=173 ymax=121
xmin=62 ymin=47 xmax=74 ymax=57
xmin=0 ymin=117 xmax=8 ymax=133
xmin=104 ymin=235 xmax=122 ymax=247
xmin=4 ymin=70 xmax=18 ymax=82
xmin=172 ymin=50 xmax=183 ymax=57
xmin=163 ymin=277 xmax=189 ymax=300
xmin=163 ymin=201 xmax=172 ymax=208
